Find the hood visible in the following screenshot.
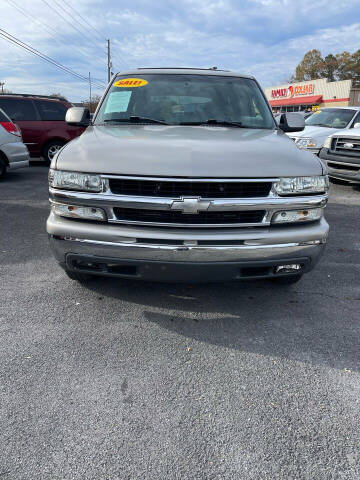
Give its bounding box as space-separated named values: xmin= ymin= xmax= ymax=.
xmin=288 ymin=125 xmax=344 ymax=147
xmin=55 ymin=125 xmax=324 ymax=177
xmin=330 ymin=127 xmax=360 ymax=139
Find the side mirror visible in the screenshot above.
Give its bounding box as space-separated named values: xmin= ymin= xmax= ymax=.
xmin=65 ymin=107 xmax=90 ymax=127
xmin=278 ymin=112 xmax=305 ymax=133
xmin=353 ymin=122 xmax=360 ymax=129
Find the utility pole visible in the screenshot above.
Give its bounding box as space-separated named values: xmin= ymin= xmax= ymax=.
xmin=88 ymin=72 xmax=92 ymax=111
xmin=0 ymin=82 xmax=4 ymax=93
xmin=107 ymin=39 xmax=112 ymax=83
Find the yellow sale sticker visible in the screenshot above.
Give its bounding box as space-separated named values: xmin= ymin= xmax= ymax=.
xmin=113 ymin=78 xmax=148 ymax=88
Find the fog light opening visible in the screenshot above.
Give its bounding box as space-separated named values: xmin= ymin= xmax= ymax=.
xmin=52 ymin=202 xmax=107 ymax=221
xmin=275 ymin=264 xmax=302 ymax=275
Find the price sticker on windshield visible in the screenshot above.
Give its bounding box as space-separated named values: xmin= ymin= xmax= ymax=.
xmin=113 ymin=78 xmax=148 ymax=88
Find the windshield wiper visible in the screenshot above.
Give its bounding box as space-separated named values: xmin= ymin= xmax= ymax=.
xmin=103 ymin=116 xmax=168 ymax=125
xmin=180 ymin=119 xmax=245 ymax=128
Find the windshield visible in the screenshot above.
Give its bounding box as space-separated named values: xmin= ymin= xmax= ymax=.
xmin=95 ymin=74 xmax=275 ymax=129
xmin=305 ymin=108 xmax=355 ymax=128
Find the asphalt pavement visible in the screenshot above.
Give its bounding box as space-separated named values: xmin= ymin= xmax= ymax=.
xmin=1 ymin=166 xmax=359 ymax=480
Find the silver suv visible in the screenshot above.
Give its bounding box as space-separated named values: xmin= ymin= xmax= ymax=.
xmin=47 ymin=68 xmax=329 ymax=285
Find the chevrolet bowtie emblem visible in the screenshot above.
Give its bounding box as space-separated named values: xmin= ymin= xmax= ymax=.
xmin=344 ymin=143 xmax=354 ymax=148
xmin=170 ymin=197 xmax=211 ymax=214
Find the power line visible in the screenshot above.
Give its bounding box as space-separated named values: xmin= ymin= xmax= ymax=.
xmin=59 ymin=0 xmax=129 ymax=70
xmin=6 ymin=0 xmax=107 ymax=81
xmin=62 ymin=0 xmax=106 ymax=43
xmin=49 ymin=0 xmax=129 ymax=71
xmin=5 ymin=0 xmax=57 ymax=41
xmin=4 ymin=0 xmax=109 ymax=78
xmin=0 ymin=28 xmax=106 ymax=89
xmin=51 ymin=0 xmax=128 ymax=71
xmin=40 ymin=0 xmax=108 ymax=58
xmin=0 ymin=29 xmax=104 ymax=88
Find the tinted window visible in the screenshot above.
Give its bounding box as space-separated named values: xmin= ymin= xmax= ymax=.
xmin=0 ymin=98 xmax=37 ymax=121
xmin=305 ymin=108 xmax=355 ymax=128
xmin=95 ymin=74 xmax=274 ymax=129
xmin=35 ymin=100 xmax=68 ymax=120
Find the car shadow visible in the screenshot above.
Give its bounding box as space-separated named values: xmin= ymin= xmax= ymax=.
xmin=75 ymin=200 xmax=360 ymax=373
xmin=83 ymin=263 xmax=359 ymax=373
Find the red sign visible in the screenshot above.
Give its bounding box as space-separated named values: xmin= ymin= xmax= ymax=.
xmin=271 ymin=88 xmax=288 ymax=98
xmin=271 ymin=83 xmax=314 ymax=99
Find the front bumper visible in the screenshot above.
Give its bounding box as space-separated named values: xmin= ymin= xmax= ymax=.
xmin=319 ymin=148 xmax=360 ymax=183
xmin=1 ymin=141 xmax=30 ymax=169
xmin=47 ymin=213 xmax=329 ymax=282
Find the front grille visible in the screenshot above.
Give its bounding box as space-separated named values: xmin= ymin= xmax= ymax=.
xmin=113 ymin=207 xmax=265 ymax=225
xmin=109 ymin=178 xmax=272 ymax=198
xmin=328 ymin=162 xmax=359 ymax=172
xmin=332 ymin=137 xmax=360 ymax=158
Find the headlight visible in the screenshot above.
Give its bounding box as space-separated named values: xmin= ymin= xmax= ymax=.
xmin=49 ymin=169 xmax=102 ymax=192
xmin=323 ymin=136 xmax=332 ymax=149
xmin=273 ymin=176 xmax=329 ymax=195
xmin=272 ymin=208 xmax=323 ymax=224
xmin=295 ymin=137 xmax=316 ymax=149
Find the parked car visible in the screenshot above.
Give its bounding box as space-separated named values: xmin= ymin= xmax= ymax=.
xmin=47 ymin=68 xmax=329 ymax=285
xmin=287 ymin=107 xmax=360 ymax=154
xmin=319 ymin=127 xmax=360 ymax=183
xmin=0 ymin=94 xmax=85 ymax=165
xmin=0 ymin=107 xmax=29 ymax=178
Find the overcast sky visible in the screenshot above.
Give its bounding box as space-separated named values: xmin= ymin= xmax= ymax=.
xmin=0 ymin=0 xmax=359 ymax=102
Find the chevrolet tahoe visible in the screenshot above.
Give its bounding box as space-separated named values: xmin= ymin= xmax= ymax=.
xmin=46 ymin=68 xmax=329 ymax=285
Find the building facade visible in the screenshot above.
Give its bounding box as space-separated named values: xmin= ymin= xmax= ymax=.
xmin=264 ymin=78 xmax=360 ymax=113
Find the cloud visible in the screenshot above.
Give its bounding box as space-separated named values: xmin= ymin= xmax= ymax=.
xmin=0 ymin=0 xmax=359 ymax=101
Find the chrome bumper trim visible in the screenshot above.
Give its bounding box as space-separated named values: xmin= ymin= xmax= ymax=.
xmin=58 ymin=237 xmax=325 ymax=249
xmin=46 ymin=212 xmax=329 ymax=243
xmin=49 ymin=235 xmax=326 ymax=264
xmin=60 ymin=237 xmax=299 ymax=249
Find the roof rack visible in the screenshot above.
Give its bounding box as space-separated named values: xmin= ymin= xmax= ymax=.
xmin=137 ymin=67 xmax=230 ymax=72
xmin=0 ymin=93 xmax=67 ymax=101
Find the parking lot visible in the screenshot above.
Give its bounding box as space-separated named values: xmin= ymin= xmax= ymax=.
xmin=1 ymin=166 xmax=360 ymax=479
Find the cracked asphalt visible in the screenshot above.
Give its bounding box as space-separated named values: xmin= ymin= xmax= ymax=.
xmin=1 ymin=166 xmax=359 ymax=479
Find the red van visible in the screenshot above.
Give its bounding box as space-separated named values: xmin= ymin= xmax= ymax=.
xmin=0 ymin=94 xmax=85 ymax=164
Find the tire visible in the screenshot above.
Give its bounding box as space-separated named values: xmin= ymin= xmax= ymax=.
xmin=64 ymin=268 xmax=92 ymax=283
xmin=43 ymin=140 xmax=65 ymax=166
xmin=271 ymin=274 xmax=303 ymax=285
xmin=0 ymin=157 xmax=7 ymax=179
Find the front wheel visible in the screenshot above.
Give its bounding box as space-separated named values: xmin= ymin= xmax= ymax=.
xmin=43 ymin=140 xmax=65 ymax=166
xmin=64 ymin=269 xmax=92 ymax=283
xmin=271 ymin=274 xmax=303 ymax=285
